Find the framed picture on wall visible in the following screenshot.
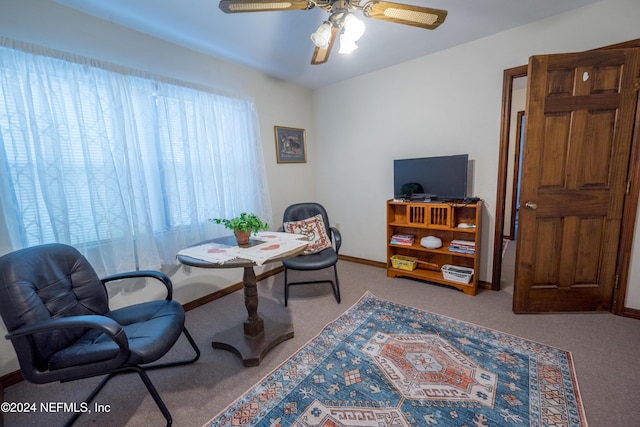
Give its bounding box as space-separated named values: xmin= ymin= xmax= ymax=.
xmin=274 ymin=126 xmax=306 ymax=163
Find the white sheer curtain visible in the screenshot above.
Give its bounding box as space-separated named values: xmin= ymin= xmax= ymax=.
xmin=0 ymin=40 xmax=272 ymax=276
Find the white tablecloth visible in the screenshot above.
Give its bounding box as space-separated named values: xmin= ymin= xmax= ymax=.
xmin=177 ymin=231 xmax=307 ymax=266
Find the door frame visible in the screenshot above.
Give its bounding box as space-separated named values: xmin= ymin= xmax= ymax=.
xmin=492 ymin=64 xmax=527 ymax=292
xmin=491 ymin=39 xmax=640 ymax=316
xmin=507 ymin=110 xmax=525 ymax=240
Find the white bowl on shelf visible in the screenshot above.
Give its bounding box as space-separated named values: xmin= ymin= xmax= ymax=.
xmin=420 ymin=236 xmax=442 ymax=249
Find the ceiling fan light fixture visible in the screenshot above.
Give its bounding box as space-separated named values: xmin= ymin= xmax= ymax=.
xmin=344 ymin=13 xmax=365 ymax=42
xmin=342 ymin=13 xmax=365 ymax=42
xmin=219 ymin=0 xmax=449 ymax=65
xmin=311 ymin=22 xmax=333 ymax=49
xmin=338 ymin=13 xmax=364 ymax=55
xmin=338 ymin=33 xmax=358 ymax=54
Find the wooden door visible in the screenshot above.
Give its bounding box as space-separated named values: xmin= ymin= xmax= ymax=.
xmin=513 ymin=49 xmax=640 ymax=313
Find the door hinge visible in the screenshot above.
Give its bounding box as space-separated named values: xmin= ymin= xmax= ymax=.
xmin=626 ymin=181 xmax=631 ymax=195
xmin=614 ymin=274 xmax=620 ymax=289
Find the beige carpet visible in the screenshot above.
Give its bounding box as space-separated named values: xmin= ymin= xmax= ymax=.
xmin=4 ymin=256 xmax=640 ymax=426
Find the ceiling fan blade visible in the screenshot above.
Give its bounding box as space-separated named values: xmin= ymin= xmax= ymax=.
xmin=362 ymin=1 xmax=447 ymax=30
xmin=219 ymin=0 xmax=314 ymax=13
xmin=311 ymin=27 xmax=339 ymax=65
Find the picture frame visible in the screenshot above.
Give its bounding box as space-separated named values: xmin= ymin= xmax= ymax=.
xmin=274 ymin=126 xmax=306 ymax=163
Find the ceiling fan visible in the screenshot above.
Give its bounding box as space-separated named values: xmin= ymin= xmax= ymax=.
xmin=218 ymin=0 xmax=447 ymax=65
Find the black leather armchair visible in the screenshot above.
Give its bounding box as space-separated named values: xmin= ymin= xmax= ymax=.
xmin=282 ymin=202 xmax=341 ymax=306
xmin=0 ymin=243 xmax=200 ymax=426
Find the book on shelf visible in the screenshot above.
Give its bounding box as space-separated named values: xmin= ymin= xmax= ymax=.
xmin=390 ymin=233 xmax=415 ymax=246
xmin=448 ymin=239 xmax=475 ymax=254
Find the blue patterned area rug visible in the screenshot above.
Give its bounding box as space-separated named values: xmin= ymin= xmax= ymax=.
xmin=205 ymin=292 xmax=587 ymax=427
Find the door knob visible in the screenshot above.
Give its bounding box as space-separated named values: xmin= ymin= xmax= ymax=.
xmin=525 ymin=201 xmax=537 ymax=210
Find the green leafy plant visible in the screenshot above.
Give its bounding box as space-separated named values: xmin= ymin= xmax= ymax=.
xmin=209 ymin=212 xmax=269 ymax=235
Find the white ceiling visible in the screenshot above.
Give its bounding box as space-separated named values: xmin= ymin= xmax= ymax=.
xmin=52 ymin=0 xmax=600 ymax=89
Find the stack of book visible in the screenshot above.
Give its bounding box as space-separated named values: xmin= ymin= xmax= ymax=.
xmin=390 ymin=234 xmax=415 ymax=246
xmin=448 ymin=239 xmax=475 ymax=254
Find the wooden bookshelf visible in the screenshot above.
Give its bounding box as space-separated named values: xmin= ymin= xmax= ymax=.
xmin=387 ymin=200 xmax=481 ymax=295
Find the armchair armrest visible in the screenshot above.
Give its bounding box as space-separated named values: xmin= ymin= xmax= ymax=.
xmin=101 ymin=270 xmax=174 ymax=300
xmin=6 ymin=315 xmax=128 ymax=352
xmin=330 ymin=227 xmax=342 ymax=254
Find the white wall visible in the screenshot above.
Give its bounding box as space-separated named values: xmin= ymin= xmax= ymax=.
xmin=0 ymin=0 xmax=316 ymax=375
xmin=312 ymin=0 xmax=640 ymax=296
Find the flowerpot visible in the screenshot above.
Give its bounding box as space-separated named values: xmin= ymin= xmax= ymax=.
xmin=234 ymin=230 xmax=251 ymax=247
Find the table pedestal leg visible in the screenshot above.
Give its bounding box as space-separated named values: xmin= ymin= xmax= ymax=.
xmin=242 ymin=266 xmax=264 ymax=336
xmin=211 ymin=266 xmax=294 ymax=367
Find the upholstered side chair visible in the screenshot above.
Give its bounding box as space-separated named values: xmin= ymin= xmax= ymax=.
xmin=282 ymin=202 xmax=342 ymax=306
xmin=0 ymin=243 xmax=200 ymax=426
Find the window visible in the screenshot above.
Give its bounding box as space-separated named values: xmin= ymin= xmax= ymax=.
xmin=0 ymin=41 xmax=271 ymax=275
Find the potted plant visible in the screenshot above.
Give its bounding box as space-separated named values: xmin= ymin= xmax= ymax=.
xmin=209 ymin=212 xmax=269 ymax=247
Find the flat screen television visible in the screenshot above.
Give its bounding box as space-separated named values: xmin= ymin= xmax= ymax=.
xmin=394 ymin=154 xmax=469 ymax=201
